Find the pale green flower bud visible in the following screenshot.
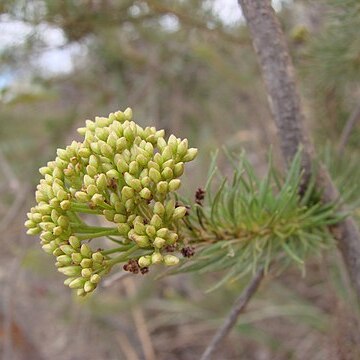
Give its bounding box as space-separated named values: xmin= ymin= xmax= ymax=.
xmin=42 ymin=244 xmax=54 ymax=254
xmin=124 ymin=107 xmax=133 ymax=120
xmin=40 ymin=222 xmax=55 ymax=231
xmin=78 ymin=147 xmax=91 ymax=158
xmin=69 ymin=277 xmax=86 ymax=289
xmin=137 ymin=187 xmax=150 ymax=200
xmin=124 ymin=126 xmax=135 ymax=142
xmin=162 ymin=167 xmax=173 ymax=180
xmin=114 ymin=214 xmax=127 ymax=223
xmin=81 ymin=268 xmax=92 ymax=278
xmin=145 ymin=225 xmax=156 ymax=238
xmin=129 ymin=178 xmax=142 ymax=192
xmin=148 ymin=160 xmax=160 ymax=171
xmin=31 ymin=213 xmax=43 ymax=223
xmin=80 ymin=258 xmax=93 ymax=268
xmin=121 ymin=186 xmax=134 ymax=200
xmin=169 ymin=179 xmax=181 ymax=192
xmin=136 ymin=154 xmax=148 ymax=166
xmin=131 ymin=234 xmax=150 ymax=248
xmin=69 ymin=236 xmax=81 ymax=249
xmin=154 ymin=237 xmax=166 ymax=249
xmin=164 ymin=254 xmax=179 ymax=266
xmin=129 ymin=161 xmax=139 ymax=175
xmin=138 ymin=256 xmax=152 ymax=267
xmin=86 ymin=165 xmax=97 ymax=177
xmin=39 ymin=166 xmax=52 ymax=176
xmin=156 ymin=228 xmax=169 ymax=238
xmin=96 ymin=173 xmax=108 ymax=191
xmin=106 ymin=169 xmax=120 ymax=179
xmin=53 ymin=247 xmax=64 ymax=256
xmin=60 ymin=200 xmax=71 ymax=210
xmin=75 ymin=191 xmax=90 ymax=203
xmin=165 ymin=199 xmax=176 ymax=218
xmin=183 ymin=148 xmax=198 ymax=162
xmin=92 ymin=252 xmax=104 ymax=263
xmin=149 ymin=168 xmax=161 ymax=183
xmin=157 ymin=181 xmax=168 ymax=194
xmin=53 ymin=226 xmax=63 ymax=236
xmin=50 ymin=210 xmax=59 ymax=223
xmin=90 ymin=274 xmax=101 ymax=284
xmin=96 ymin=116 xmax=111 ymax=128
xmin=64 ymin=277 xmax=76 ymax=286
xmin=83 ymin=174 xmax=94 ymax=187
xmin=150 ymin=214 xmax=162 ymax=229
xmin=80 ymin=244 xmax=92 ymax=258
xmin=157 ymin=137 xmax=167 ymax=151
xmin=101 ymin=143 xmax=113 ymax=158
xmin=134 ymin=222 xmax=146 ymax=235
xmin=168 ymin=134 xmax=178 ymax=152
xmin=115 ymin=110 xmax=125 ymax=122
xmin=24 ymin=220 xmax=36 ymax=228
xmin=90 ymin=142 xmax=101 ymax=154
xmin=117 ymin=223 xmax=130 ymax=235
xmin=103 ymin=210 xmax=115 ymax=221
xmin=167 ymin=232 xmax=178 ymax=245
xmin=173 ymin=206 xmax=187 ymax=220
xmin=57 ymin=255 xmax=72 ymax=266
xmin=77 ymin=289 xmax=86 ymax=297
xmin=56 ymin=148 xmax=69 ymax=160
xmin=58 ymin=266 xmax=81 ymax=277
xmin=84 ymin=281 xmax=96 ymax=293
xmin=60 ymin=245 xmax=76 ymax=255
xmin=49 ymin=198 xmax=60 ymax=209
xmin=144 ymin=142 xmax=153 ymax=154
xmin=125 ymin=199 xmax=135 ymax=211
xmin=95 ymin=127 xmax=109 ymax=141
xmin=162 ymin=146 xmax=173 ymax=161
xmin=177 ymin=139 xmax=188 ymax=156
xmin=116 ymin=159 xmax=129 ymax=173
xmin=91 ymin=193 xmax=105 ymax=206
xmin=57 ymin=189 xmax=69 ymax=202
xmin=154 ymin=153 xmax=163 ymax=165
xmin=116 ymin=137 xmax=128 ymax=152
xmin=57 ymin=215 xmax=69 ymax=228
xmin=154 ymin=202 xmax=165 ymax=216
xmin=151 ymin=252 xmax=163 ymax=264
xmin=102 ymin=163 xmax=113 ymax=173
xmin=141 ymin=176 xmax=151 ymax=187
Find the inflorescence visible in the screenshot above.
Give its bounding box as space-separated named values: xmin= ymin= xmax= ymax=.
xmin=25 ymin=108 xmax=197 ymax=296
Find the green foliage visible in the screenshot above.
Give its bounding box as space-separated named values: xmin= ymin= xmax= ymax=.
xmin=322 ymin=145 xmax=360 ymax=223
xmin=172 ymin=151 xmax=339 ymax=291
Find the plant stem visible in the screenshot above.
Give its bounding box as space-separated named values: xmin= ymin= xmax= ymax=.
xmin=102 ymin=244 xmax=133 ymax=255
xmin=108 ymin=246 xmax=140 ymax=265
xmin=77 ymin=229 xmax=119 ymax=240
xmin=238 ymin=0 xmax=360 ymax=301
xmin=200 ymin=267 xmax=264 ymax=360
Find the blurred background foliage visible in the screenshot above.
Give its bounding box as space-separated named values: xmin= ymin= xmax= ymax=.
xmin=0 ymin=0 xmax=359 ymax=359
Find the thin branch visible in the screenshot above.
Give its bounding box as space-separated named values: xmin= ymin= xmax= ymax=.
xmin=124 ymin=278 xmax=157 ymax=360
xmin=338 ymin=103 xmax=360 ymax=154
xmin=238 ymin=0 xmax=360 ymax=301
xmin=200 ymin=267 xmax=264 ymax=360
xmin=0 ymin=149 xmax=20 ymax=191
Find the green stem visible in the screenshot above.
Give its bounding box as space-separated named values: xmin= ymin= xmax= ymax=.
xmin=71 ymin=224 xmax=117 ymax=233
xmin=70 ymin=204 xmax=102 ymax=215
xmin=102 ymin=244 xmax=134 ymax=255
xmin=77 ymin=229 xmax=119 ymax=241
xmin=107 ymin=245 xmax=140 ymax=265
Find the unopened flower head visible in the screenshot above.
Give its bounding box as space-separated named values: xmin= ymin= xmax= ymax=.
xmin=25 ymin=108 xmax=197 ymax=295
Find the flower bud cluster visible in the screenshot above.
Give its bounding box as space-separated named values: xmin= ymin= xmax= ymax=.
xmin=25 ymin=108 xmax=197 ymax=295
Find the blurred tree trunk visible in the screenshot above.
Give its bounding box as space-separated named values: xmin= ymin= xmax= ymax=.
xmin=238 ymin=0 xmax=360 ymax=300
